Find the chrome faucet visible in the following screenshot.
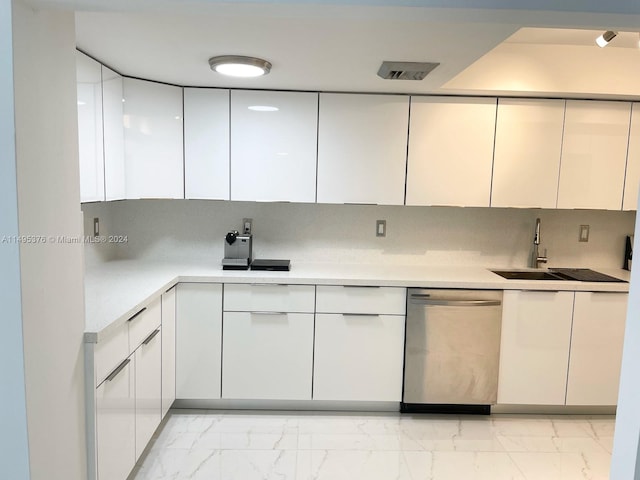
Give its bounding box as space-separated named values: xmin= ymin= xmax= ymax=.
xmin=530 ymin=218 xmax=548 ymax=268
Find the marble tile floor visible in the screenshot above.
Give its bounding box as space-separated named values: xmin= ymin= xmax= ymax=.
xmin=131 ymin=410 xmax=615 ymax=480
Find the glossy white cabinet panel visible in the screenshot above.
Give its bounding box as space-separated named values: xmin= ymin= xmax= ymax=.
xmin=558 ymin=100 xmax=631 ymax=210
xmin=94 ymin=324 xmax=128 ymax=387
xmin=313 ymin=313 xmax=405 ymax=401
xmin=176 ymin=283 xmax=222 ymax=399
xmin=184 ymin=88 xmax=230 ymax=200
xmin=134 ymin=326 xmax=162 ymax=460
xmin=497 ymin=290 xmax=574 ymax=405
xmin=76 ymin=51 xmax=104 ymax=203
xmin=623 ymin=103 xmax=640 ymax=210
xmin=230 ymin=90 xmax=318 ymax=202
xmin=317 ymin=93 xmax=410 ymax=205
xmin=406 ymin=96 xmax=497 ymax=207
xmin=102 ymin=66 xmax=126 ymax=201
xmin=315 ymin=285 xmax=406 ymax=315
xmin=223 ymin=283 xmax=315 ymax=313
xmin=123 ymin=78 xmax=184 ymax=199
xmin=128 ymin=297 xmax=161 ymax=352
xmin=161 ymin=287 xmax=176 ymax=418
xmin=222 ymin=312 xmax=313 ymax=400
xmin=492 ymin=98 xmax=565 ymax=208
xmin=566 ymin=292 xmax=628 ymax=406
xmin=95 ymin=356 xmax=135 ymax=480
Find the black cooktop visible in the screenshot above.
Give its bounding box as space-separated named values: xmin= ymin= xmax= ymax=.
xmin=550 ymin=268 xmax=627 ymax=283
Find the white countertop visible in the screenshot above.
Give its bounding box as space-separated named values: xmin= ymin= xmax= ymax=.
xmin=84 ymin=260 xmax=631 ymax=343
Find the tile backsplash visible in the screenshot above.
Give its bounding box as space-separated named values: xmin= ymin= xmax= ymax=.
xmin=81 ymin=200 xmax=635 ymax=270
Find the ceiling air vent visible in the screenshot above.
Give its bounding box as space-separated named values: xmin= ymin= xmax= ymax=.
xmin=377 ymin=61 xmax=440 ymax=80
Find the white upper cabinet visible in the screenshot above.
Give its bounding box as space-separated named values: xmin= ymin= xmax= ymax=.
xmin=230 ymin=90 xmax=318 ymax=202
xmin=76 ymin=51 xmax=104 ymax=203
xmin=102 ymin=66 xmax=126 ymax=201
xmin=406 ymin=96 xmax=496 ymax=207
xmin=317 ymin=93 xmax=410 ymax=205
xmin=123 ymin=78 xmax=184 ymax=199
xmin=557 ymin=100 xmax=631 ymax=210
xmin=184 ymin=88 xmax=230 ymax=200
xmin=492 ymin=98 xmax=565 ymax=208
xmin=623 ymin=103 xmax=640 ymax=210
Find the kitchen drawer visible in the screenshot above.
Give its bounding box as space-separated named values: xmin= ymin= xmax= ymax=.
xmin=223 ymin=283 xmax=315 ymax=313
xmin=128 ymin=297 xmax=161 ymax=352
xmin=94 ymin=324 xmax=129 ymax=386
xmin=316 ymin=285 xmax=406 ymax=315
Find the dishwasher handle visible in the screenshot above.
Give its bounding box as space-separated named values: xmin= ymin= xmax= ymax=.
xmin=410 ymin=295 xmax=501 ymax=307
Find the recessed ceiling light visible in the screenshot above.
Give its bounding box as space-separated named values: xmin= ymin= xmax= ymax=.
xmin=595 ymin=31 xmax=617 ymax=48
xmin=248 ymin=105 xmax=279 ymax=112
xmin=208 ymin=55 xmax=272 ymax=78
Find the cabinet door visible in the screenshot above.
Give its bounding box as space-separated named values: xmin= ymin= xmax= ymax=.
xmin=161 ymin=287 xmax=176 ymax=418
xmin=176 ymin=283 xmax=222 ymax=399
xmin=492 ymin=98 xmax=565 ymax=208
xmin=134 ymin=327 xmax=162 ymax=460
xmin=123 ymin=78 xmax=184 ymax=199
xmin=623 ymin=103 xmax=640 ymax=211
xmin=102 ymin=66 xmax=126 ymax=201
xmin=557 ymin=100 xmax=631 ymax=210
xmin=96 ymin=356 xmax=135 ymax=480
xmin=230 ymin=90 xmax=317 ymax=202
xmin=497 ymin=290 xmax=574 ymax=405
xmin=406 ymin=96 xmax=496 ymax=207
xmin=222 ymin=312 xmax=313 ymax=400
xmin=566 ymin=292 xmax=628 ymax=406
xmin=317 ymin=93 xmax=409 ymax=205
xmin=184 ymin=88 xmax=230 ymax=200
xmin=313 ymin=314 xmax=405 ymax=401
xmin=76 ymin=51 xmax=104 ymax=203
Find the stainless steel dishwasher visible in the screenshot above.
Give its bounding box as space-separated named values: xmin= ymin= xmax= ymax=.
xmin=402 ymin=289 xmax=503 ymax=414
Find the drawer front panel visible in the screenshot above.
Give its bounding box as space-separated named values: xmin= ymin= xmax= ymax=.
xmin=316 ymin=285 xmax=406 ymax=314
xmin=223 ymin=284 xmax=315 ymax=313
xmin=94 ymin=325 xmax=128 ymax=386
xmin=129 ymin=297 xmax=162 ymax=352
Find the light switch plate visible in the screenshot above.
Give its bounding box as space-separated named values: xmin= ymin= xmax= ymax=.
xmin=242 ymin=218 xmax=252 ymax=235
xmin=376 ymin=220 xmax=386 ymax=237
xmin=579 ymin=225 xmax=590 ymax=242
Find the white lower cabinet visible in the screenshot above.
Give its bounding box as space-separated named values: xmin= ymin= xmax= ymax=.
xmin=134 ymin=326 xmax=162 ymax=460
xmin=95 ymin=356 xmax=135 ymax=480
xmin=497 ymin=290 xmax=574 ymax=405
xmin=313 ymin=313 xmax=405 ymax=401
xmin=176 ymin=283 xmax=223 ymax=399
xmin=566 ymin=292 xmax=628 ymax=406
xmin=161 ymin=287 xmax=176 ymax=418
xmin=222 ymin=312 xmax=314 ymax=400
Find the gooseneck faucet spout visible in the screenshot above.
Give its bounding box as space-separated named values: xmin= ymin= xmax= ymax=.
xmin=530 ymin=218 xmax=548 ymax=269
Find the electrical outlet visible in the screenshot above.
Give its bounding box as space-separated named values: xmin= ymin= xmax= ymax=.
xmin=579 ymin=225 xmax=590 ymax=242
xmin=93 ymin=217 xmax=100 ymax=237
xmin=243 ymin=218 xmax=252 ymax=235
xmin=376 ymin=220 xmax=386 ymax=237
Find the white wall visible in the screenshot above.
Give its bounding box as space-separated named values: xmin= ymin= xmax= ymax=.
xmin=0 ymin=0 xmax=30 ymax=478
xmin=12 ymin=2 xmax=87 ymax=479
xmin=82 ymin=199 xmax=635 ymax=270
xmin=611 ymin=203 xmax=640 ymax=479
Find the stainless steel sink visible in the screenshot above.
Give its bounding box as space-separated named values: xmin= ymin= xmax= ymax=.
xmin=491 ymin=270 xmax=566 ymax=281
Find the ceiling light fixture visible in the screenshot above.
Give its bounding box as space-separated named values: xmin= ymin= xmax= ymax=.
xmin=208 ymin=55 xmax=272 ymax=78
xmin=595 ymin=30 xmax=617 ymax=48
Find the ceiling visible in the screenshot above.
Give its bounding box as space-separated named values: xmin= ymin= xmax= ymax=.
xmin=28 ymin=0 xmax=640 ymax=97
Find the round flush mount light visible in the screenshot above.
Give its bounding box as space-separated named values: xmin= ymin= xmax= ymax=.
xmin=208 ymin=55 xmax=272 ymax=78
